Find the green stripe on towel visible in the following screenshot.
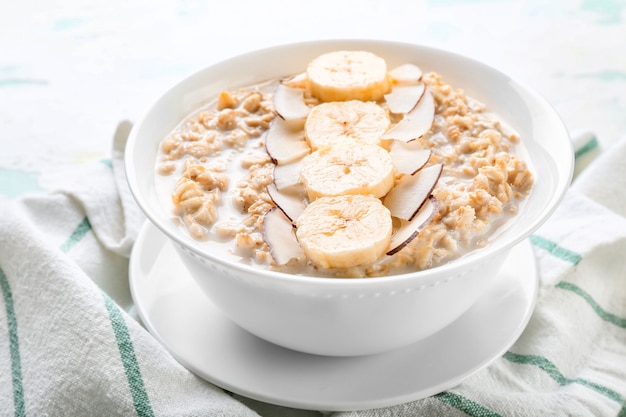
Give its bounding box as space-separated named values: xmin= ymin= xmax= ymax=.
xmin=504 ymin=352 xmax=625 ymax=405
xmin=529 ymin=235 xmax=582 ymax=265
xmin=59 ymin=217 xmax=92 ymax=253
xmin=0 ymin=268 xmax=26 ymax=417
xmin=435 ymin=391 xmax=502 ymax=417
xmin=556 ymin=282 xmax=626 ymax=328
xmin=60 ymin=216 xmax=154 ymax=415
xmin=575 ymin=136 xmax=599 ymax=159
xmin=104 ymin=294 xmax=155 ymax=417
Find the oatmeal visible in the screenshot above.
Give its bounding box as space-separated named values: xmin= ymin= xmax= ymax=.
xmin=157 ymin=86 xmax=276 ymax=252
xmin=155 ymin=51 xmax=533 ymax=278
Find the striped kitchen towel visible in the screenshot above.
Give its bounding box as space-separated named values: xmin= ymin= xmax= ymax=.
xmin=0 ymin=122 xmax=262 ymax=417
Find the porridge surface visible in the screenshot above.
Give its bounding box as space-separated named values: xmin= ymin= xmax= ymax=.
xmin=155 ymin=57 xmax=533 ymax=278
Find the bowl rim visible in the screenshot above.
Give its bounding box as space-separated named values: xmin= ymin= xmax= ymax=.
xmin=125 ymin=38 xmax=574 ymax=287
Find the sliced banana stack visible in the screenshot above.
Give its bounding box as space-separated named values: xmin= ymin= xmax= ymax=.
xmin=306 ymin=50 xmax=391 ymax=102
xmin=304 ymin=100 xmax=390 ymax=150
xmin=295 ymin=195 xmax=392 ymax=269
xmin=263 ymin=51 xmax=441 ymax=270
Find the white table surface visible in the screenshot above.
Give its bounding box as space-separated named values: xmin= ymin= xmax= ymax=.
xmin=1 ymin=0 xmax=625 ymax=200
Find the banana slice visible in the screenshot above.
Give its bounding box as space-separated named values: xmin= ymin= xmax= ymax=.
xmin=300 ymin=142 xmax=395 ymax=200
xmin=306 ymin=51 xmax=391 ymax=102
xmin=296 ymin=194 xmax=392 ymax=269
xmin=304 ymin=100 xmax=390 ymax=150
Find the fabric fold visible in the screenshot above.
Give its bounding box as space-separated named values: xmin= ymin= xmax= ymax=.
xmin=0 ymin=122 xmax=261 ymax=417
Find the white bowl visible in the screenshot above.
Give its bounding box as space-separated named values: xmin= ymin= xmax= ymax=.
xmin=125 ymin=39 xmax=573 ymax=356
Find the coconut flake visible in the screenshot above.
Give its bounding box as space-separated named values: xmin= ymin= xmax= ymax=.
xmin=263 ymin=208 xmax=305 ymax=265
xmin=389 ymin=141 xmax=432 ymax=175
xmin=386 ymin=197 xmax=439 ymax=256
xmin=266 ymin=183 xmax=306 ymax=223
xmin=388 ymin=63 xmax=423 ymax=85
xmin=384 ymin=83 xmax=425 ymax=114
xmin=265 ymin=117 xmax=311 ymax=165
xmin=273 ymin=83 xmax=311 ymax=121
xmin=281 ymin=72 xmax=308 ymax=89
xmin=383 ymin=163 xmax=443 ymax=221
xmin=273 ymin=159 xmax=304 ymax=191
xmin=380 ymin=88 xmax=435 ymax=143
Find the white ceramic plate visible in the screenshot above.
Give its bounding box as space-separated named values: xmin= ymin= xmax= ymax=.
xmin=130 ymin=222 xmax=538 ymax=411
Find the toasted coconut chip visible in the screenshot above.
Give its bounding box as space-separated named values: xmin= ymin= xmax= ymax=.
xmin=389 ymin=141 xmax=432 ymax=175
xmin=388 ymin=63 xmax=423 ymax=85
xmin=273 ymin=159 xmax=304 ymax=191
xmin=265 ymin=117 xmax=311 ymax=165
xmin=384 ymin=83 xmax=425 ymax=114
xmin=280 ymin=72 xmax=308 ymax=89
xmin=383 ymin=163 xmax=443 ymax=221
xmin=263 ymin=208 xmax=305 ymax=265
xmin=273 ymin=83 xmax=311 ymax=121
xmin=380 ymin=88 xmax=435 ymax=143
xmin=266 ymin=183 xmax=306 ymax=223
xmin=387 ymin=197 xmax=439 ymax=256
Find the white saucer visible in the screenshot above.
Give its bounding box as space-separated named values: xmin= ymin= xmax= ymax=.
xmin=129 ymin=221 xmax=538 ymax=411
